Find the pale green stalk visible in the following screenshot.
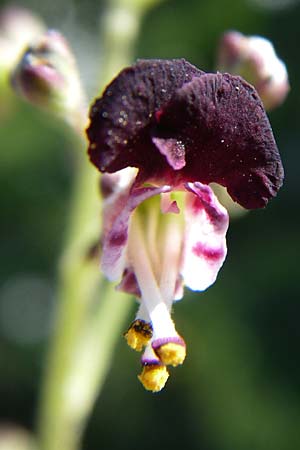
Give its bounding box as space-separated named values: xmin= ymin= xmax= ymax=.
xmin=101 ymin=0 xmax=165 ymax=82
xmin=36 ymin=0 xmax=162 ymax=448
xmin=37 ymin=140 xmax=133 ymax=450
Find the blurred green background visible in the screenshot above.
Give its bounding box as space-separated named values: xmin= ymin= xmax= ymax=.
xmin=0 ymin=0 xmax=299 ymax=449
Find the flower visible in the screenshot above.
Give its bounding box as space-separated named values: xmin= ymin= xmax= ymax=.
xmin=217 ymin=31 xmax=289 ymax=110
xmin=86 ymin=59 xmax=284 ymax=392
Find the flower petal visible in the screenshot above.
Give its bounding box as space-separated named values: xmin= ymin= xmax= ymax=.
xmin=156 ymin=73 xmax=284 ymax=208
xmin=87 ymin=60 xmax=283 ymax=209
xmin=101 ymin=168 xmax=137 ymax=238
xmin=87 ymin=59 xmax=204 ymax=175
xmin=152 ymin=136 xmax=186 ymax=170
xmin=116 ymin=267 xmax=141 ymax=297
xmin=181 ymin=182 xmax=229 ymax=291
xmin=160 ymin=192 xmax=180 ymax=214
xmin=101 ymin=183 xmax=171 ymax=280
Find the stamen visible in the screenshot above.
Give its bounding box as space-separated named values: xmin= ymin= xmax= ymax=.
xmin=124 ymin=319 xmax=153 ymax=352
xmin=138 ymin=364 xmax=169 ymax=392
xmin=152 ymin=336 xmax=186 ymax=366
xmin=145 ymin=199 xmax=161 ymax=279
xmin=128 ymin=214 xmax=179 ymax=340
xmin=138 ymin=344 xmax=169 ymax=392
xmin=159 ymin=215 xmax=183 ymax=308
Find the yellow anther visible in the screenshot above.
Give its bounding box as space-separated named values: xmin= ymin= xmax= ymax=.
xmin=155 ymin=342 xmax=186 ymax=366
xmin=124 ymin=319 xmax=153 ymax=352
xmin=138 ymin=364 xmax=169 ymax=392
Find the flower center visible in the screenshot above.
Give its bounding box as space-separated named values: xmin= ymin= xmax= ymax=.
xmin=126 ymin=202 xmax=186 ymax=372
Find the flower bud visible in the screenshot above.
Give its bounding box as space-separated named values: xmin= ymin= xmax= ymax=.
xmin=217 ymin=31 xmax=289 ymax=110
xmin=0 ymin=6 xmax=45 ymax=78
xmin=11 ymin=30 xmax=85 ymax=125
xmin=0 ymin=425 xmax=37 ymax=450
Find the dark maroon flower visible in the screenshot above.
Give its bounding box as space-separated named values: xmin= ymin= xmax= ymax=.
xmin=87 ymin=58 xmax=283 ymax=209
xmin=86 ymin=59 xmax=284 ymax=392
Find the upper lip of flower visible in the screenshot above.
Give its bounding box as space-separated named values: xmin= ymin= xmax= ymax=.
xmin=87 ymin=58 xmax=284 ymax=210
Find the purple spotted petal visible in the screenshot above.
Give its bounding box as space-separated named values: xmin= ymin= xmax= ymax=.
xmin=101 ymin=183 xmax=171 ymax=281
xmin=101 ymin=168 xmax=138 ymax=242
xmin=116 ymin=267 xmax=141 ymax=297
xmin=181 ymin=182 xmax=229 ymax=291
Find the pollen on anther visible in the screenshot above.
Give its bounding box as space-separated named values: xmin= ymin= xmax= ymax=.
xmin=124 ymin=319 xmax=153 ymax=352
xmin=153 ymin=337 xmax=186 ymax=367
xmin=138 ymin=364 xmax=169 ymax=392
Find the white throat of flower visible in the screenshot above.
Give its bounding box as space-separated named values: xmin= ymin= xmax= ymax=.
xmin=101 ymin=169 xmax=229 ymax=392
xmin=128 ymin=209 xmax=184 ymax=343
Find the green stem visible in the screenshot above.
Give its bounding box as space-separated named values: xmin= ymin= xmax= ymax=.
xmin=101 ymin=3 xmax=141 ymax=83
xmin=36 ymin=0 xmax=150 ymax=447
xmin=37 ymin=143 xmax=133 ymax=450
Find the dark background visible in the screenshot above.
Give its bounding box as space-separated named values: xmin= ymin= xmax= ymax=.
xmin=0 ymin=0 xmax=299 ymax=449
